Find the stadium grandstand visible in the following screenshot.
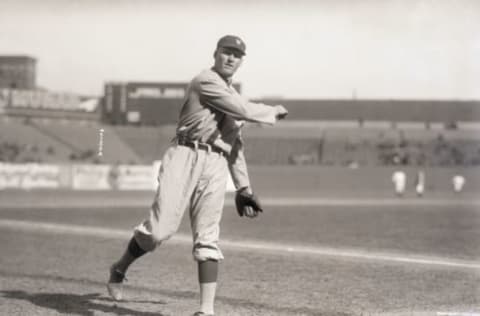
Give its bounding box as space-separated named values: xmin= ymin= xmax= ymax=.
xmin=3 ymin=111 xmax=478 ymax=167
xmin=1 ymin=57 xmax=479 ymax=167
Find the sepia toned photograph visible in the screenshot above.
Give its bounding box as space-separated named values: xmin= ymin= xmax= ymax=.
xmin=0 ymin=0 xmax=479 ymax=315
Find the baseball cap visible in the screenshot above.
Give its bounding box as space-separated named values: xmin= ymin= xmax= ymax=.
xmin=216 ymin=35 xmax=246 ymax=56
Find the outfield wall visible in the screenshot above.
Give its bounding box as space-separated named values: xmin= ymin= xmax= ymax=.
xmin=0 ymin=163 xmax=159 ymax=191
xmin=0 ymin=162 xmax=235 ymax=192
xmin=0 ymin=163 xmax=477 ymax=198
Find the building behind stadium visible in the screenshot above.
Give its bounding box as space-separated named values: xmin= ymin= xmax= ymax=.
xmin=0 ymin=55 xmax=36 ymax=90
xmin=0 ymin=55 xmax=98 ymax=119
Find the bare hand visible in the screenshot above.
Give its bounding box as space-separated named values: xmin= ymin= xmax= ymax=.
xmin=275 ymin=105 xmax=288 ymax=120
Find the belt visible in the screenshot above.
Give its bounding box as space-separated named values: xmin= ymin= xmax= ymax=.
xmin=177 ymin=139 xmax=224 ymax=156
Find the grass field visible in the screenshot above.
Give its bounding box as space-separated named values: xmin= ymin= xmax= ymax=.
xmin=0 ymin=190 xmax=479 ymax=316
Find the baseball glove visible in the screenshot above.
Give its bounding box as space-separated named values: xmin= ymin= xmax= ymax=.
xmin=235 ymin=187 xmax=263 ymax=218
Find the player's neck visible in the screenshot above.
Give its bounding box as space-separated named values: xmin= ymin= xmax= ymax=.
xmin=211 ymin=67 xmax=233 ymax=85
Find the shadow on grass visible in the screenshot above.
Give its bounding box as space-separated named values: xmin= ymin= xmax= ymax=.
xmin=0 ymin=290 xmax=167 ymax=316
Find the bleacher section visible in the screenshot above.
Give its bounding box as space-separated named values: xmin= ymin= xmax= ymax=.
xmin=321 ymin=128 xmax=400 ymax=166
xmin=28 ymin=119 xmax=141 ymax=164
xmin=113 ymin=125 xmax=176 ymax=163
xmin=399 ymin=129 xmax=480 ymax=166
xmin=1 ymin=117 xmax=479 ymax=166
xmin=0 ymin=117 xmax=141 ymax=164
xmin=0 ymin=117 xmax=72 ymax=162
xmin=244 ymin=137 xmax=322 ymax=165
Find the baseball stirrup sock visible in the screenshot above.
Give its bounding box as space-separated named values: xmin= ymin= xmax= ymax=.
xmin=198 ymin=259 xmax=218 ymax=283
xmin=199 ymin=282 xmax=217 ymax=315
xmin=128 ymin=237 xmax=147 ymax=258
xmin=198 ymin=260 xmax=218 ymax=315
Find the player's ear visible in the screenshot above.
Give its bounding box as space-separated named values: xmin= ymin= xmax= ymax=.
xmin=213 ymin=49 xmax=218 ymax=59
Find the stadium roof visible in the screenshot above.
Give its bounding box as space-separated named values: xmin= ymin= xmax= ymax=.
xmin=0 ymin=55 xmax=36 ymax=62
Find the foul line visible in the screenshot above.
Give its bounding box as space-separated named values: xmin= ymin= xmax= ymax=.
xmin=1 ymin=197 xmax=480 ymax=209
xmin=1 ymin=219 xmax=480 ymax=271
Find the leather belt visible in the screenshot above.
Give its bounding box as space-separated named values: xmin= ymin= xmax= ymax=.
xmin=177 ymin=139 xmax=224 ymax=156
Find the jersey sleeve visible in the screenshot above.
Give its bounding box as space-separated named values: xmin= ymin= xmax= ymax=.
xmin=195 ymin=76 xmax=278 ymax=125
xmin=227 ymin=135 xmax=251 ymax=190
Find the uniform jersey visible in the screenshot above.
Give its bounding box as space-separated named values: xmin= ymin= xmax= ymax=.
xmin=175 ymin=68 xmax=279 ymax=189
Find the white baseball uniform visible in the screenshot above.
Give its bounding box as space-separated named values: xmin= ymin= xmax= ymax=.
xmin=415 ymin=170 xmax=425 ymax=196
xmin=452 ymin=174 xmax=465 ymax=193
xmin=133 ymin=68 xmax=281 ymax=261
xmin=392 ymin=170 xmax=406 ymax=196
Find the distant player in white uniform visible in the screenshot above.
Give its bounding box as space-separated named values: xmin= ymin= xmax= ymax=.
xmin=452 ymin=174 xmax=466 ymax=194
xmin=392 ymin=170 xmax=406 ymax=197
xmin=106 ymin=35 xmax=288 ymax=316
xmin=415 ymin=169 xmax=425 ymax=197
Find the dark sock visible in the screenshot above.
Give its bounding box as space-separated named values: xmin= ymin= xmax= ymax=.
xmin=114 ymin=237 xmax=147 ymax=274
xmin=198 ymin=259 xmax=218 ymax=283
xmin=128 ymin=237 xmax=147 ymax=258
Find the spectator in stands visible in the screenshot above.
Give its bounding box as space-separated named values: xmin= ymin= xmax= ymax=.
xmin=450 ymin=147 xmax=464 ymax=166
xmin=414 ymin=143 xmax=427 ymax=166
xmin=46 ymin=146 xmax=55 ymax=155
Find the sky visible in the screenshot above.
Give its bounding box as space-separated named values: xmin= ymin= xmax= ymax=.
xmin=0 ymin=0 xmax=479 ymax=100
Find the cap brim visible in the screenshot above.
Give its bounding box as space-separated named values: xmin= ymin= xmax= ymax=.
xmin=219 ymin=46 xmax=246 ymax=56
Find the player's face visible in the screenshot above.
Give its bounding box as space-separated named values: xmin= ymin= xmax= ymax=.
xmin=213 ymin=47 xmax=243 ymax=78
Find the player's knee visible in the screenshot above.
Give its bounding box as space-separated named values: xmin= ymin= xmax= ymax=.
xmin=158 ymin=223 xmax=178 ymax=238
xmin=133 ymin=233 xmax=158 ymax=253
xmin=193 ymin=245 xmax=224 ymax=262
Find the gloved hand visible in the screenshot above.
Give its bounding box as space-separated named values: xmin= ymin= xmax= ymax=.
xmin=235 ymin=187 xmax=264 ymax=218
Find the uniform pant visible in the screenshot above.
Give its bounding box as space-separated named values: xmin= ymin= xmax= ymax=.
xmin=134 ymin=144 xmax=228 ymax=261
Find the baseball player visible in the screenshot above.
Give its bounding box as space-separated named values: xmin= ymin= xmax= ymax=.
xmin=452 ymin=173 xmax=466 ymax=194
xmin=392 ymin=170 xmax=406 ymax=197
xmin=106 ymin=35 xmax=288 ymax=316
xmin=415 ymin=169 xmax=425 ymax=197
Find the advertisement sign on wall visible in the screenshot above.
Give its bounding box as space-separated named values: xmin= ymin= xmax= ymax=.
xmin=0 ymin=162 xmax=249 ymax=193
xmin=0 ymin=163 xmax=61 ymax=189
xmin=0 ymin=89 xmax=82 ymax=111
xmin=111 ymin=164 xmax=155 ymax=190
xmin=72 ymin=164 xmax=111 ymax=190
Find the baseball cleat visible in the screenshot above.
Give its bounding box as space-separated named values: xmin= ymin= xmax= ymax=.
xmin=192 ymin=312 xmax=214 ymax=316
xmin=107 ymin=264 xmax=127 ymax=301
